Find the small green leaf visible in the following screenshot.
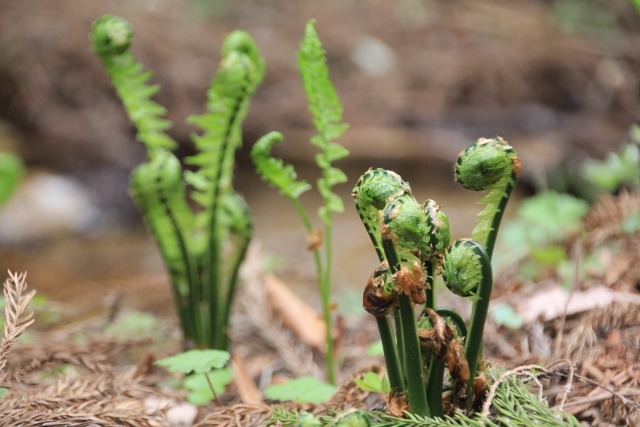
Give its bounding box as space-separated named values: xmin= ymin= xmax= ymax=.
xmin=492 ymin=303 xmax=524 ymax=330
xmin=264 ymin=376 xmax=336 ymax=404
xmin=529 ymin=245 xmax=567 ymax=266
xmin=518 ymin=191 xmax=589 ymax=245
xmin=183 ymin=368 xmax=233 ymax=405
xmin=354 ymin=371 xmax=390 ymax=393
xmin=0 ymin=388 xmax=7 ymax=400
xmin=155 ymin=349 xmax=230 ymax=374
xmin=366 ymin=340 xmax=384 ymax=356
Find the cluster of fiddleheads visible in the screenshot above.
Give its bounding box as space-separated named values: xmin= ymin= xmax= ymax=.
xmin=91 ymin=15 xmax=264 ymax=350
xmin=353 ymin=137 xmax=520 ymax=417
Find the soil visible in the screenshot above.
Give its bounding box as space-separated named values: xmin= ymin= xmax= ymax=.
xmin=0 ymin=1 xmax=639 ymax=426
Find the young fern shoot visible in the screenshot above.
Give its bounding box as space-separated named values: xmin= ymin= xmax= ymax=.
xmin=251 ymin=20 xmax=349 ymax=384
xmin=353 ymin=137 xmax=520 ymax=418
xmin=92 ymin=15 xmax=264 ymax=350
xmin=455 ymin=137 xmax=521 ymax=258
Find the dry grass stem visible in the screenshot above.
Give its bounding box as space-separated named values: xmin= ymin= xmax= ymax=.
xmin=0 ymin=271 xmax=35 ymax=383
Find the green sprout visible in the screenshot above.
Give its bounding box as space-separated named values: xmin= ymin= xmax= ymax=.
xmin=352 ymin=137 xmax=520 ymax=417
xmin=264 ymin=375 xmax=337 ymax=405
xmin=251 ymin=20 xmax=349 ymax=384
xmin=91 ymin=15 xmax=264 ymax=350
xmin=155 ymin=349 xmax=232 ymax=405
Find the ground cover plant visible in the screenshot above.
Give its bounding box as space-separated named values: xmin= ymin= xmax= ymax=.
xmin=91 ymin=15 xmax=265 ymax=350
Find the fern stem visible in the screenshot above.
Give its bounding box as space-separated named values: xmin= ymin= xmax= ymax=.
xmin=462 ymin=241 xmax=492 ymax=407
xmin=382 ymin=239 xmax=429 ymax=417
xmin=290 ymin=197 xmax=335 ymax=383
xmin=483 ymin=173 xmax=517 ymax=259
xmin=376 ymin=316 xmax=404 ymax=392
xmin=425 ymin=356 xmax=445 ymax=417
xmin=321 ymin=217 xmax=336 ymax=384
xmin=424 ymin=261 xmax=435 ymax=310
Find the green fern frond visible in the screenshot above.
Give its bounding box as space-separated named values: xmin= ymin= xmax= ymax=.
xmin=186 ymin=39 xmax=264 ymax=207
xmin=130 ymin=151 xmax=196 ymax=339
xmin=91 ymin=15 xmax=177 ymax=157
xmin=251 ymin=131 xmax=312 ymax=199
xmin=469 ymin=182 xmax=509 ymax=251
xmin=298 ymin=19 xmax=350 ymax=221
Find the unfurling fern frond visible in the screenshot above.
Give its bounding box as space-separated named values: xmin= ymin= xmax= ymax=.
xmin=454 ymin=137 xmax=520 ymax=258
xmin=91 ymin=15 xmax=176 ymax=156
xmin=298 ymin=19 xmax=349 ymax=221
xmin=130 ymin=151 xmax=197 ymax=340
xmin=92 ymin=15 xmax=264 ymax=350
xmin=186 ymin=32 xmax=264 ymax=207
xmin=250 ymin=20 xmax=349 ymax=384
xmin=251 ymin=131 xmax=312 ymax=200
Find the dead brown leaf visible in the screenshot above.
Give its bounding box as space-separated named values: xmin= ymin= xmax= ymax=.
xmin=264 ymin=273 xmax=327 ymax=352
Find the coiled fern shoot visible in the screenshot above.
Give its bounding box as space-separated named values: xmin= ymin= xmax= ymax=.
xmin=91 ymin=15 xmax=264 ymax=350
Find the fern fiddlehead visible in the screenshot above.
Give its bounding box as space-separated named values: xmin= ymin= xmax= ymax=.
xmin=455 ymin=137 xmax=520 ymax=258
xmin=91 ymin=15 xmax=176 ymax=157
xmin=442 ymin=238 xmax=493 ymax=407
xmin=353 ymin=168 xmax=412 ymax=260
xmin=92 ymin=16 xmax=264 ymax=350
xmin=186 ymin=31 xmax=264 ymax=349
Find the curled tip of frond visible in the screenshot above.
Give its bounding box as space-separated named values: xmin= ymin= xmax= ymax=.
xmin=91 ymin=15 xmax=133 ymax=56
xmin=383 ymin=194 xmax=430 ymax=255
xmin=352 ymin=168 xmax=412 ymax=211
xmin=442 ymin=238 xmax=486 ymax=298
xmin=454 ymin=136 xmax=520 ymax=191
xmin=222 ymin=31 xmax=265 ymax=78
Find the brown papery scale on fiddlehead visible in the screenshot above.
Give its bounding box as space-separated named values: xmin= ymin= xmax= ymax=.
xmin=445 ymin=337 xmax=471 ymax=404
xmin=394 ymin=260 xmax=426 ymax=305
xmin=363 ymin=261 xmax=397 ymax=317
xmin=422 ymin=199 xmax=451 ymax=262
xmin=417 ymin=308 xmax=454 ymax=359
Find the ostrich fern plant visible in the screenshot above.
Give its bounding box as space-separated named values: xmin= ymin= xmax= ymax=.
xmin=91 ymin=15 xmax=264 ymax=350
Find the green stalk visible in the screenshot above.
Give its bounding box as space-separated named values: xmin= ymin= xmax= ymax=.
xmin=426 ymin=357 xmax=445 ymax=417
xmin=483 ymin=174 xmax=517 ymax=259
xmin=397 ymin=294 xmax=429 ymax=417
xmin=376 ymin=316 xmax=404 ymax=392
xmin=424 ymin=262 xmax=436 ymax=310
xmin=383 ymin=239 xmax=429 ymax=417
xmin=425 ymin=308 xmax=467 ymax=416
xmin=290 ymin=197 xmax=335 ymax=384
xmin=462 ymin=241 xmax=492 ymax=407
xmin=321 ymin=215 xmax=336 ymax=384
